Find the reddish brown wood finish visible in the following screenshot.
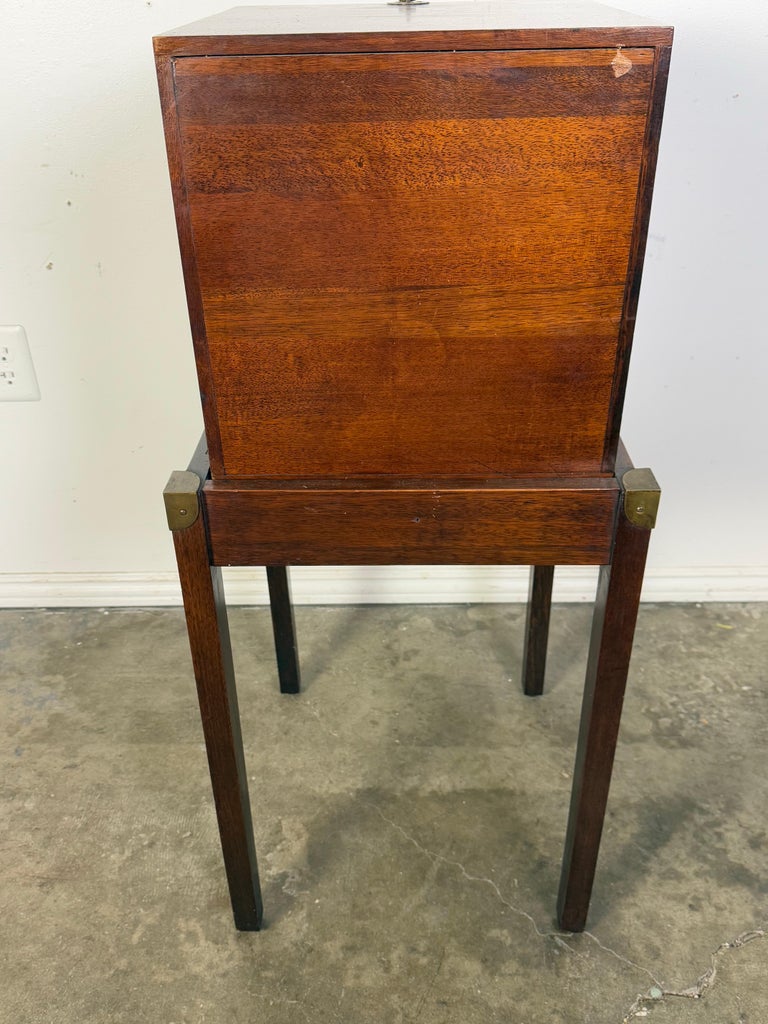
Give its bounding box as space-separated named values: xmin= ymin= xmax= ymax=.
xmin=203 ymin=479 xmax=619 ymax=566
xmin=155 ymin=58 xmax=225 ymax=473
xmin=172 ymin=501 xmax=263 ymax=930
xmin=154 ymin=4 xmax=673 ymax=59
xmin=603 ymin=44 xmax=672 ymax=469
xmin=157 ymin=3 xmax=670 ymax=935
xmin=166 ymin=46 xmax=658 ymax=479
xmin=557 ymin=500 xmax=651 ymax=931
xmin=156 ymin=27 xmax=675 ymax=57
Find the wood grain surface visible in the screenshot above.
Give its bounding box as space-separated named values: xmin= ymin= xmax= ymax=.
xmin=202 ymin=478 xmax=619 ymax=566
xmin=156 ymin=10 xmax=671 ymax=933
xmin=172 ymin=508 xmax=263 ymax=930
xmin=154 ymin=2 xmax=673 ymax=57
xmin=171 ymin=48 xmax=653 ymax=479
xmin=557 ymin=503 xmax=653 ymax=931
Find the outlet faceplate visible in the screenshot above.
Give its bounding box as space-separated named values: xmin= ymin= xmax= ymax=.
xmin=0 ymin=325 xmax=41 ymax=401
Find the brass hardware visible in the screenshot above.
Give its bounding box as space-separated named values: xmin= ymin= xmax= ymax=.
xmin=163 ymin=470 xmax=201 ymax=530
xmin=622 ymin=468 xmax=660 ymax=529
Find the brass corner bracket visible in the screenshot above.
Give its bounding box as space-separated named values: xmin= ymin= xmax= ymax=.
xmin=621 ymin=468 xmax=661 ymax=529
xmin=163 ymin=470 xmax=201 ymax=530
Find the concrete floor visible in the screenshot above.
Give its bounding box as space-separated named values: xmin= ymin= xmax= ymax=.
xmin=1 ymin=601 xmax=767 ymax=1024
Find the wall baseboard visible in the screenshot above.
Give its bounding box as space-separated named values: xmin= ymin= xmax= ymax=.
xmin=0 ymin=566 xmax=766 ymax=608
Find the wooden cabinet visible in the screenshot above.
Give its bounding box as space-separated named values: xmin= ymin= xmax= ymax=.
xmin=155 ymin=3 xmax=672 ymax=934
xmin=156 ymin=3 xmax=672 ymax=483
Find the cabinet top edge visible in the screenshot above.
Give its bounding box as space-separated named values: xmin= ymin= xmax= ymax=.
xmin=154 ymin=2 xmax=673 ymax=55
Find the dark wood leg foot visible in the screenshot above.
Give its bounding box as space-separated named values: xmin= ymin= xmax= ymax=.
xmin=557 ymin=512 xmax=651 ymax=931
xmin=173 ymin=512 xmax=263 ymax=931
xmin=522 ymin=565 xmax=555 ymax=696
xmin=266 ymin=566 xmax=301 ymax=694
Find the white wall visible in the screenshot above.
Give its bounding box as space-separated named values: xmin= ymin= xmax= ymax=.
xmin=1 ymin=0 xmax=766 ymax=606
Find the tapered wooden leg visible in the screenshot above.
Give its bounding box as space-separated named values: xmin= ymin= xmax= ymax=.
xmin=266 ymin=566 xmax=301 ymax=694
xmin=557 ymin=510 xmax=652 ymax=932
xmin=522 ymin=565 xmax=555 ymax=696
xmin=172 ymin=511 xmax=263 ymax=931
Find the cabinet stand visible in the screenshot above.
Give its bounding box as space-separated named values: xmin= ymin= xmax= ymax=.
xmin=164 ymin=436 xmax=658 ymax=932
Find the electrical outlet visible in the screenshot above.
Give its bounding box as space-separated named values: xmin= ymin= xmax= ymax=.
xmin=0 ymin=326 xmax=40 ymax=401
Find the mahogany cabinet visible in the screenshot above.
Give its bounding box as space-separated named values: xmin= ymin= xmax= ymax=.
xmin=156 ymin=2 xmax=672 ymax=932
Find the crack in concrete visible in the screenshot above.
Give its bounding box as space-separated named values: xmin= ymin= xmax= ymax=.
xmin=368 ymin=802 xmax=550 ymax=937
xmin=622 ymin=928 xmax=767 ymax=1022
xmin=364 ymin=803 xmax=767 ymax=1020
xmin=583 ymin=931 xmax=662 ymax=987
xmin=366 ymin=803 xmax=657 ymax=987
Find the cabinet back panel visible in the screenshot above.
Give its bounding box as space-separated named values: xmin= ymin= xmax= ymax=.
xmin=173 ymin=49 xmax=652 ymax=478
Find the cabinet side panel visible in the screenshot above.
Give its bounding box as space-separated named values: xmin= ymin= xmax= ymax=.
xmin=602 ymin=44 xmax=673 ymax=471
xmin=174 ymin=48 xmax=653 ymax=479
xmin=155 ymin=55 xmax=224 ymax=474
